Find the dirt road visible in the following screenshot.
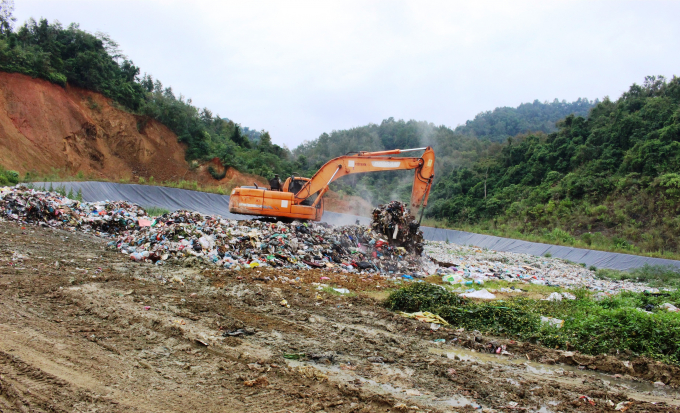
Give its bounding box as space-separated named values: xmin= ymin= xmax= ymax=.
xmin=1 ymin=221 xmax=678 ymax=412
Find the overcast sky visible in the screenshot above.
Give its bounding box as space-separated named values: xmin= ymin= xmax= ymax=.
xmin=13 ymin=0 xmax=680 ymax=148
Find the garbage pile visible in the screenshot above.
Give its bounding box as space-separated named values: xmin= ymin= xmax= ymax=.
xmin=113 ymin=210 xmax=425 ymax=274
xmin=0 ymin=187 xmax=664 ymax=291
xmin=0 ymin=187 xmax=151 ymax=233
xmin=0 ymin=187 xmax=426 ymax=275
xmin=427 ymin=241 xmax=653 ymax=293
xmin=371 ymin=201 xmax=424 ymax=255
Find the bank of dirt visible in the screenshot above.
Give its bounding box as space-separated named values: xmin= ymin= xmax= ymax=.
xmin=1 ymin=220 xmax=679 ymax=412
xmin=0 ymin=72 xmax=265 ymax=190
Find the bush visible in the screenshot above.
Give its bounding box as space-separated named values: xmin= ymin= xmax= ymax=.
xmin=386 ymin=284 xmax=680 ymax=364
xmin=384 ymin=283 xmax=466 ymax=313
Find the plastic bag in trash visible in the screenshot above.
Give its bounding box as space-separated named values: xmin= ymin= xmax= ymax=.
xmin=540 ymin=316 xmax=564 ymax=328
xmin=459 ymin=289 xmax=496 ymax=299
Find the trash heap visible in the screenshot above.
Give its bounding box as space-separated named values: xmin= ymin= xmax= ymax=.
xmin=1 ymin=187 xmax=661 ymax=291
xmin=427 ymin=241 xmax=653 ymax=293
xmin=113 ymin=211 xmax=425 ymax=274
xmin=371 ymin=201 xmax=424 ymax=255
xmin=1 ymin=187 xmax=427 ymax=275
xmin=0 ymin=187 xmax=151 ymax=233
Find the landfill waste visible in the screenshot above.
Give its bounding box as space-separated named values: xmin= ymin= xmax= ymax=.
xmin=1 ymin=187 xmax=428 ymax=275
xmin=662 ymin=303 xmax=679 ymax=312
xmin=222 ymin=328 xmax=255 ymax=337
xmin=371 ymin=201 xmax=424 ymax=255
xmin=545 ymin=292 xmax=563 ymax=301
xmin=593 ymin=292 xmax=611 ymax=300
xmin=283 ymin=353 xmax=306 ymax=360
xmin=615 ymin=401 xmax=632 ymax=411
xmin=1 ymin=187 xmax=665 ymax=293
xmin=397 ymin=311 xmax=450 ymax=325
xmin=540 ymin=316 xmax=564 ymax=328
xmin=243 ymin=376 xmax=269 ymax=387
xmin=543 ymin=292 xmax=577 ymax=301
xmin=426 ymin=242 xmax=655 ymax=293
xmin=1 ymin=187 xmax=149 ymax=233
xmin=442 ymin=273 xmax=464 ymax=284
xmin=459 ymin=289 xmax=496 ymax=299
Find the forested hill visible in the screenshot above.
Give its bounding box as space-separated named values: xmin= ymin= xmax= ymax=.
xmin=0 ymin=9 xmax=296 ymax=178
xmin=428 ymin=75 xmax=680 ymax=257
xmin=293 ymin=98 xmax=594 ymax=171
xmin=292 ymin=98 xmax=595 ymax=206
xmin=454 ymin=98 xmax=595 ymax=142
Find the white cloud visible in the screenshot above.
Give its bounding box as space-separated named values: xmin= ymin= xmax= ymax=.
xmin=13 ymin=0 xmax=680 ymax=147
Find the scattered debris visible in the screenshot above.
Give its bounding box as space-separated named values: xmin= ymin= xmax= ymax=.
xmin=397 ymin=311 xmax=449 ymax=325
xmin=427 ymin=242 xmax=654 ymax=293
xmin=283 ymin=353 xmax=306 ymax=360
xmin=540 ymin=316 xmax=564 ymax=328
xmin=243 ymin=375 xmax=269 ymax=387
xmin=459 ymin=289 xmax=496 ymax=300
xmin=1 ymin=188 xmax=428 ymax=275
xmin=662 ymin=303 xmax=679 ymax=312
xmin=222 ymin=328 xmax=255 ymax=337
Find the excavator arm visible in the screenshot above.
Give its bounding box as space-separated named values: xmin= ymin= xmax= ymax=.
xmin=293 ymin=146 xmax=435 ymax=217
xmin=229 ymin=146 xmax=435 ymax=221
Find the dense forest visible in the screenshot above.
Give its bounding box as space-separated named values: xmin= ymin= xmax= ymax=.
xmin=453 ymin=98 xmax=594 ymax=142
xmin=0 ymin=4 xmax=297 ymax=178
xmin=428 ymin=75 xmax=680 ymax=256
xmin=293 ymin=119 xmax=492 ymax=205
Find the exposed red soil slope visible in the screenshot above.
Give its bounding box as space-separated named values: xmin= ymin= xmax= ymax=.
xmin=0 ymin=72 xmax=267 ymax=187
xmin=0 ymin=72 xmax=185 ymax=181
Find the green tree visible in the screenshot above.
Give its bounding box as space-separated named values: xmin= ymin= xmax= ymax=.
xmin=0 ymin=0 xmax=15 ymax=36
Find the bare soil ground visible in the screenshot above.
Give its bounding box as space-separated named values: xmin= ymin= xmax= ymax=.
xmin=1 ymin=220 xmax=678 ymax=412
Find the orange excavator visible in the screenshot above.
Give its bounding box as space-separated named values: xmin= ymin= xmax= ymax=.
xmin=228 ymin=147 xmax=435 ymax=221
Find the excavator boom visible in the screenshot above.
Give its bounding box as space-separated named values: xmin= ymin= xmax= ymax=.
xmin=228 ymin=147 xmax=435 ymax=221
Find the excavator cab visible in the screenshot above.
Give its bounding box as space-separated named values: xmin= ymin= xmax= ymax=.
xmin=282 ymin=176 xmax=307 ymax=193
xmin=283 ymin=176 xmax=318 ymax=206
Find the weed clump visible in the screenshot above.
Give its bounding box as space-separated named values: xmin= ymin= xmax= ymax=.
xmin=384 ymin=283 xmax=465 ymax=313
xmin=386 ymin=283 xmax=680 ymax=365
xmin=597 ymin=265 xmax=680 ymax=288
xmin=144 ymin=206 xmax=171 ymax=217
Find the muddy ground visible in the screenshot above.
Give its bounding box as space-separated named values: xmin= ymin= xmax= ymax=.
xmin=1 ymin=220 xmax=678 ymax=412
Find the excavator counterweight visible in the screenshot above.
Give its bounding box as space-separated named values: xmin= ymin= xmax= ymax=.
xmin=228 ymin=147 xmax=435 ymax=221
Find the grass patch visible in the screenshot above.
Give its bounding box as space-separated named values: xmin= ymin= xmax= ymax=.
xmin=144 ymin=206 xmax=171 ymax=217
xmin=386 ymin=283 xmax=680 ymax=365
xmin=597 ymin=265 xmax=680 ymax=289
